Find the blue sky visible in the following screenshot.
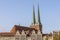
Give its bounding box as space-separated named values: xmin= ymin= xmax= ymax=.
xmin=0 ymin=0 xmax=60 ymax=33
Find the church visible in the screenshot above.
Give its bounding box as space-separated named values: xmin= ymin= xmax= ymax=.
xmin=0 ymin=5 xmax=53 ymax=40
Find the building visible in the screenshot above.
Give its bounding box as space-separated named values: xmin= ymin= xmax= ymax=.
xmin=0 ymin=5 xmax=53 ymax=40
xmin=53 ymin=31 xmax=60 ymax=40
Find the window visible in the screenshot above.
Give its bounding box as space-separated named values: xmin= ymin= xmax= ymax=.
xmin=15 ymin=35 xmax=20 ymax=40
xmin=20 ymin=35 xmax=26 ymax=40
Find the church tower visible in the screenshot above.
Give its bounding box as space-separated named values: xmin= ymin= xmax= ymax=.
xmin=36 ymin=4 xmax=41 ymax=24
xmin=30 ymin=4 xmax=42 ymax=33
xmin=32 ymin=5 xmax=36 ymax=25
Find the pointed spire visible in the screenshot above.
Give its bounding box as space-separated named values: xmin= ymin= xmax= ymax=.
xmin=36 ymin=4 xmax=41 ymax=24
xmin=32 ymin=5 xmax=36 ymax=24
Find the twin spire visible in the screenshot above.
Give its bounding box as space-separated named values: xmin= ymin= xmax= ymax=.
xmin=32 ymin=5 xmax=36 ymax=24
xmin=32 ymin=4 xmax=41 ymax=25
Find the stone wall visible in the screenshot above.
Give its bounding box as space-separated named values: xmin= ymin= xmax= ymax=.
xmin=0 ymin=30 xmax=42 ymax=40
xmin=0 ymin=37 xmax=15 ymax=40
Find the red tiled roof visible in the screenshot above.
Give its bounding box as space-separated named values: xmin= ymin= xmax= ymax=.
xmin=42 ymin=33 xmax=52 ymax=37
xmin=0 ymin=32 xmax=15 ymax=37
xmin=10 ymin=25 xmax=37 ymax=33
xmin=0 ymin=25 xmax=37 ymax=37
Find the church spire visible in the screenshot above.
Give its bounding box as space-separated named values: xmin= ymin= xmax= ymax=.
xmin=32 ymin=5 xmax=36 ymax=24
xmin=36 ymin=4 xmax=41 ymax=24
